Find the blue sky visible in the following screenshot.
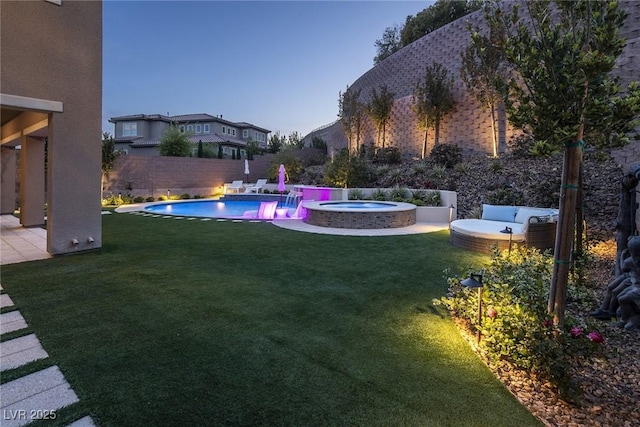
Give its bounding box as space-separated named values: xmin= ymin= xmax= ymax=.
xmin=103 ymin=1 xmax=432 ymax=137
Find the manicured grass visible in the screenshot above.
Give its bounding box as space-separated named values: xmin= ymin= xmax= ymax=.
xmin=2 ymin=213 xmax=542 ymax=426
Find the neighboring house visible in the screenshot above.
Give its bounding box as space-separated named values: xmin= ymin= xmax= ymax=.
xmin=110 ymin=113 xmax=271 ymax=157
xmin=1 ymin=0 xmax=102 ymax=255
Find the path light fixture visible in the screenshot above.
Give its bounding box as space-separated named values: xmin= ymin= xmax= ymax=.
xmin=461 ymin=273 xmax=484 ymax=343
xmin=448 ymin=204 xmax=455 ymax=229
xmin=500 ymin=226 xmax=513 ymax=254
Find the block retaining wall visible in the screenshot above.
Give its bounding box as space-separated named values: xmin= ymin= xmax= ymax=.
xmin=310 ymin=0 xmax=640 ymax=170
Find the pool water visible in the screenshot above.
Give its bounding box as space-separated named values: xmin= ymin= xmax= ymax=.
xmin=319 ymin=202 xmax=396 ymax=209
xmin=144 ymin=200 xmax=290 ymax=218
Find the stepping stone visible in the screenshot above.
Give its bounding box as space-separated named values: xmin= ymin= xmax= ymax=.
xmin=201 ymin=218 xmax=212 ymax=221
xmin=1 ymin=293 xmax=15 ymax=308
xmin=67 ymin=416 xmax=96 ymax=427
xmin=0 ymin=366 xmax=78 ymax=427
xmin=0 ymin=311 xmax=28 ymax=335
xmin=0 ymin=334 xmax=49 ymax=372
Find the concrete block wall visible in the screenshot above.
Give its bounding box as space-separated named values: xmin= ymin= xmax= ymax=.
xmin=104 ymin=148 xmax=325 ymax=198
xmin=315 ymin=0 xmax=640 ymax=168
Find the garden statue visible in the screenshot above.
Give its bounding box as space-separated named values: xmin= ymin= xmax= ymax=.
xmin=591 ymin=237 xmax=640 ymax=330
xmin=614 ymin=164 xmax=640 ymax=275
xmin=617 ymin=237 xmax=640 ymax=330
xmin=591 ymin=164 xmax=640 ymax=330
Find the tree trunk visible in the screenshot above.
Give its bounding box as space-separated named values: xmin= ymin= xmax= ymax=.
xmin=548 ymin=132 xmax=584 ymax=326
xmin=382 ymin=122 xmax=386 ymax=149
xmin=434 ymin=117 xmax=440 ymax=146
xmin=575 ymin=165 xmax=584 ymax=287
xmin=489 ymin=104 xmax=498 ymax=158
xmin=422 ymin=128 xmax=429 ymax=159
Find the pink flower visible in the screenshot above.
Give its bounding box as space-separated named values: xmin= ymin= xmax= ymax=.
xmin=487 ymin=308 xmax=497 ymax=319
xmin=570 ymin=326 xmax=583 ymax=338
xmin=587 ymin=331 xmax=604 ymax=343
xmin=543 ymin=319 xmax=553 ymax=328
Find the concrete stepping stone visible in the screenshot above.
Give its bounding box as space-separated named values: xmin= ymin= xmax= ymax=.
xmin=1 ymin=293 xmax=15 ymax=308
xmin=0 ymin=311 xmax=28 ymax=335
xmin=67 ymin=416 xmax=96 ymax=427
xmin=0 ymin=366 xmax=78 ymax=427
xmin=0 ymin=334 xmax=49 ymax=372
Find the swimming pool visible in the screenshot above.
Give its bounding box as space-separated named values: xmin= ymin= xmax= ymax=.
xmin=143 ymin=200 xmax=292 ymax=219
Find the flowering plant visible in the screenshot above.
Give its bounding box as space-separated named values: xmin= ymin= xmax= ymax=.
xmin=436 ymin=245 xmax=605 ymax=399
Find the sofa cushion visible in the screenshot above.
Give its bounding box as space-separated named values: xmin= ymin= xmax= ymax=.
xmin=515 ymin=207 xmax=547 ymax=224
xmin=481 ymin=204 xmax=517 ymax=222
xmin=451 ymin=219 xmax=526 ymax=240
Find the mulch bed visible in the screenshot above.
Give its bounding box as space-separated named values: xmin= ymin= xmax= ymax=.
xmin=456 ymin=240 xmax=640 ymax=427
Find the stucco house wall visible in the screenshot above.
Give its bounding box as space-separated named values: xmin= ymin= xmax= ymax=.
xmin=1 ymin=0 xmax=103 ymax=255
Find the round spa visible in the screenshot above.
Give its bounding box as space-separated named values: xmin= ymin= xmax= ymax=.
xmin=303 ymin=201 xmax=416 ymax=229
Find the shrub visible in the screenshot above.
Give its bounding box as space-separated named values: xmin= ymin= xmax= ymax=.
xmin=429 ymin=164 xmax=447 ymax=180
xmin=385 ymin=168 xmax=404 ymax=187
xmin=411 ymin=189 xmax=427 ymax=201
xmin=429 ymin=143 xmax=462 ymax=168
xmin=324 ymin=148 xmax=371 ymax=188
xmin=529 ymin=140 xmax=560 ymax=158
xmin=424 ymin=190 xmax=441 ymax=207
xmin=411 ymin=162 xmax=427 ymax=175
xmin=180 ymin=193 xmax=191 ymax=200
xmin=435 ymin=246 xmax=604 ymax=399
xmin=101 ymin=194 xmax=124 ymax=206
xmin=389 ymin=187 xmax=409 ymax=201
xmin=454 ymin=162 xmax=469 ymax=174
xmin=133 ymin=196 xmax=145 ymax=203
xmin=349 ymin=189 xmax=365 ymax=200
xmin=158 ymin=195 xmax=168 ymax=201
xmin=375 ymin=164 xmax=390 ymax=177
xmin=508 ymin=134 xmax=535 ymax=158
xmin=410 ymin=198 xmax=425 ymax=206
xmin=145 ymin=197 xmax=155 ymax=203
xmin=373 ymin=146 xmax=402 ymax=164
xmin=489 ymin=160 xmax=503 ymax=173
xmin=372 ymin=188 xmax=388 ymax=201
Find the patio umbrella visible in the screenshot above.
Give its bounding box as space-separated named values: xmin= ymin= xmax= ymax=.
xmin=244 ymin=159 xmax=250 ymax=182
xmin=278 ymin=164 xmax=286 ymax=204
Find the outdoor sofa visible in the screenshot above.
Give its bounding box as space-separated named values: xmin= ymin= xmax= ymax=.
xmin=450 ymin=204 xmax=558 ymax=253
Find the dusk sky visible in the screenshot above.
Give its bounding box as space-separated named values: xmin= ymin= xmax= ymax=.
xmin=103 ymin=1 xmax=432 ymax=138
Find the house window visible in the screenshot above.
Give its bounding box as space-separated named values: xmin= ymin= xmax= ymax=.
xmin=243 ymin=129 xmax=249 ymax=138
xmin=195 ymin=124 xmax=202 ymax=133
xmin=186 ymin=124 xmax=193 ymax=132
xmin=222 ymin=126 xmax=227 ymax=134
xmin=122 ymin=122 xmax=137 ymax=137
xmin=204 ymin=124 xmax=210 ymax=133
xmin=232 ymin=129 xmax=236 ymax=136
xmin=179 ymin=125 xmax=185 ymax=133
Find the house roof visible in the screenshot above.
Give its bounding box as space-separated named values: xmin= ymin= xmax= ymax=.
xmin=114 ymin=136 xmax=143 ymax=142
xmin=129 ymin=132 xmax=249 ymax=148
xmin=234 ymin=121 xmax=271 ymax=133
xmin=110 ymin=113 xmax=270 ymax=133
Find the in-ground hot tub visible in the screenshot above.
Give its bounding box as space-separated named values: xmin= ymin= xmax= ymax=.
xmin=303 ymin=201 xmax=416 ymax=229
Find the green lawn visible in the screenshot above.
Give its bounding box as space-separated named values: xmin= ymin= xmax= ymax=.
xmin=1 ymin=213 xmax=542 ymax=426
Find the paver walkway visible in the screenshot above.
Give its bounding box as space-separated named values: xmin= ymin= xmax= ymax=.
xmin=0 ymin=285 xmax=95 ymax=426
